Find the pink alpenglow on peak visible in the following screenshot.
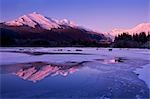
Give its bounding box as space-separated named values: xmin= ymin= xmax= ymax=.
xmin=59 ymin=19 xmax=77 ymax=27
xmin=109 ymin=23 xmax=150 ymax=36
xmin=4 ymin=12 xmax=78 ymax=30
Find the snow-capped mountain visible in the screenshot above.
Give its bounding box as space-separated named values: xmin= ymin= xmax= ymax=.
xmin=0 ymin=12 xmax=111 ymax=47
xmin=5 ymin=12 xmax=77 ymax=30
xmin=109 ymin=23 xmax=150 ymax=36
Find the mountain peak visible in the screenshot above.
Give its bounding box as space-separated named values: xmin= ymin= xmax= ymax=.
xmin=59 ymin=19 xmax=76 ymax=27
xmin=135 ymin=23 xmax=150 ymax=29
xmin=32 ymin=12 xmax=39 ymax=14
xmin=109 ymin=23 xmax=150 ymax=36
xmin=28 ymin=12 xmax=44 ymax=18
xmin=4 ymin=12 xmax=78 ymax=30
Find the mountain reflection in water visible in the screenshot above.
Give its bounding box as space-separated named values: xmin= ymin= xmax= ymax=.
xmin=2 ymin=61 xmax=84 ymax=83
xmin=0 ymin=60 xmax=149 ymax=98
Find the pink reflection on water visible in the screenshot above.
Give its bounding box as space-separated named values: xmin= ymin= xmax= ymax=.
xmin=14 ymin=62 xmax=80 ymax=83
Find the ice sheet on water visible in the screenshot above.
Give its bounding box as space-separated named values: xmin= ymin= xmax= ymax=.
xmin=0 ymin=47 xmax=150 ymax=98
xmin=134 ymin=64 xmax=150 ymax=89
xmin=1 ymin=60 xmax=149 ymax=98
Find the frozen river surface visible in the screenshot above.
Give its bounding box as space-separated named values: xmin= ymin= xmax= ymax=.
xmin=0 ymin=47 xmax=150 ymax=99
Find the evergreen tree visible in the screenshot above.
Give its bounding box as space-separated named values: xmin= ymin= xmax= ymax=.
xmin=139 ymin=32 xmax=147 ymax=43
xmin=113 ymin=32 xmax=149 ymax=48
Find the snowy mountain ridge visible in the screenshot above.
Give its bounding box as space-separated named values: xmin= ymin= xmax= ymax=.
xmin=4 ymin=12 xmax=149 ymax=37
xmin=5 ymin=12 xmax=77 ymax=30
xmin=1 ymin=12 xmax=111 ymax=47
xmin=109 ymin=23 xmax=150 ymax=36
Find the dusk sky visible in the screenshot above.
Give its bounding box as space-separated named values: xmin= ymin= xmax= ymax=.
xmin=0 ymin=0 xmax=149 ymax=32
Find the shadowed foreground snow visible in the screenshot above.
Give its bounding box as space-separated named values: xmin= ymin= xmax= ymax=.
xmin=0 ymin=47 xmax=150 ymax=98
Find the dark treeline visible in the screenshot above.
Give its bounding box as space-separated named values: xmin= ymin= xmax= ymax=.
xmin=113 ymin=32 xmax=150 ymax=48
